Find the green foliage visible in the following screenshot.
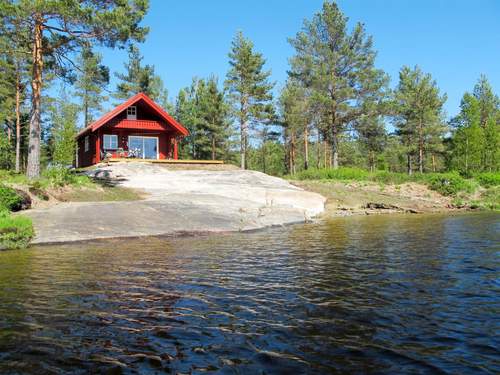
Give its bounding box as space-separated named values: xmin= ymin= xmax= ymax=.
xmin=475 ymin=172 xmax=500 ymax=187
xmin=114 ymin=44 xmax=167 ymax=102
xmin=291 ymin=167 xmax=481 ymax=197
xmin=0 ymin=134 xmax=14 ymax=169
xmin=294 ymin=167 xmax=370 ymax=181
xmin=423 ymin=173 xmax=476 ymax=196
xmin=289 ymin=1 xmax=388 ymax=168
xmin=0 ymin=184 xmax=23 ymax=211
xmin=176 ymin=77 xmax=231 ymax=160
xmin=225 ymin=31 xmax=274 ymax=169
xmin=450 ymin=76 xmax=499 ymax=175
xmin=477 ymin=186 xmax=499 ymax=210
xmin=0 ymin=213 xmax=34 ymax=249
xmin=75 ymin=45 xmax=110 ymax=127
xmin=42 ymin=167 xmax=91 ymax=188
xmin=393 ymin=65 xmax=447 ymax=174
xmin=49 ymin=95 xmax=78 ymax=166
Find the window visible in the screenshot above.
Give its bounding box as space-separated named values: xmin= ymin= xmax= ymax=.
xmin=103 ymin=134 xmax=118 ymax=150
xmin=84 ymin=136 xmax=89 ymax=152
xmin=127 ymin=106 xmax=137 ymax=120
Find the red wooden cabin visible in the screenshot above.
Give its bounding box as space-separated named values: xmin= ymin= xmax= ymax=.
xmin=76 ymin=92 xmax=189 ymax=167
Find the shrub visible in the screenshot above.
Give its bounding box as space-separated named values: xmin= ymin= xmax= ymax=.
xmin=475 ymin=172 xmax=500 ymax=188
xmin=372 ymin=171 xmax=412 ymax=185
xmin=424 ymin=173 xmax=476 ymax=196
xmin=0 ymin=185 xmax=24 ymax=211
xmin=0 ymin=214 xmax=34 ymax=249
xmin=294 ymin=167 xmax=369 ymax=181
xmin=42 ymin=166 xmax=91 ymax=187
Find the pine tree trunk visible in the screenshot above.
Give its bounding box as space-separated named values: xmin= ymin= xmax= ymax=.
xmin=262 ymin=141 xmax=266 ymax=174
xmin=303 ymin=125 xmax=309 ymax=170
xmin=240 ymin=96 xmax=248 ymax=169
xmin=369 ymin=151 xmax=375 ymax=173
xmin=418 ymin=118 xmax=424 ymax=173
xmin=15 ymin=67 xmax=21 ymax=173
xmin=211 ymin=136 xmax=216 ymax=160
xmin=323 ymin=140 xmax=328 ymax=168
xmin=407 ymin=153 xmax=412 ymax=175
xmin=84 ymin=89 xmax=89 ymax=127
xmin=331 ymin=123 xmax=339 ymax=169
xmin=290 ymin=131 xmax=296 ymax=175
xmin=316 ymin=128 xmax=321 ymax=169
xmin=27 ymin=15 xmax=43 ymax=179
xmin=432 ymin=153 xmax=436 ymax=172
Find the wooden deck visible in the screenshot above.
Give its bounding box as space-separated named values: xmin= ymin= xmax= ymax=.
xmin=108 ymin=158 xmax=224 ymax=165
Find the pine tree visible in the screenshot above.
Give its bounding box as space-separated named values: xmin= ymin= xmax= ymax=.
xmin=393 ymin=66 xmax=447 ymax=174
xmin=175 ymin=77 xmax=230 ymax=160
xmin=356 ymin=115 xmax=386 ymax=172
xmin=75 ymin=45 xmax=110 ymax=128
xmin=225 ymin=31 xmax=274 ymax=169
xmin=114 ymin=44 xmax=165 ymax=102
xmin=1 ymin=0 xmax=149 ymax=178
xmin=198 ymin=77 xmax=230 ymax=160
xmin=289 ymin=1 xmax=388 ymax=169
xmin=279 ymin=81 xmax=309 ymax=174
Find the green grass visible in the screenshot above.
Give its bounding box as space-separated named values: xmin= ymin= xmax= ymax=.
xmin=0 ymin=209 xmax=34 ymax=249
xmin=474 ymin=172 xmax=500 ymax=188
xmin=0 ymin=185 xmax=24 ymax=211
xmin=289 ymin=167 xmax=499 ymax=205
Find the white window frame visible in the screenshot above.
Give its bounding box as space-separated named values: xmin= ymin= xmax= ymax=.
xmin=128 ymin=136 xmax=159 ymax=160
xmin=103 ymin=134 xmax=118 ymax=150
xmin=126 ymin=106 xmax=137 ymax=120
xmin=84 ymin=136 xmax=89 ymax=152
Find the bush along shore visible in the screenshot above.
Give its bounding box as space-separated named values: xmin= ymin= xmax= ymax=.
xmin=289 ymin=167 xmax=499 ymax=214
xmin=0 ymin=167 xmax=142 ymax=249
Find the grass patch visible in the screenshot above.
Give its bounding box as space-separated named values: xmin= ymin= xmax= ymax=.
xmin=289 ymin=167 xmax=499 ymax=209
xmin=0 ymin=185 xmax=24 ymax=211
xmin=474 ymin=172 xmax=500 ymax=188
xmin=0 ymin=209 xmax=34 ymax=249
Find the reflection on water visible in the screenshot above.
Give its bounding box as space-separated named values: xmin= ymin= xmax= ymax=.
xmin=0 ymin=213 xmax=498 ymax=374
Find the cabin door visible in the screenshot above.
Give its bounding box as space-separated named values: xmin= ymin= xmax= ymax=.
xmin=128 ymin=136 xmax=159 ymax=159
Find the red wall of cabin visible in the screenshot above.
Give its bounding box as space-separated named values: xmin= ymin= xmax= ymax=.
xmin=77 ymin=129 xmax=175 ymax=167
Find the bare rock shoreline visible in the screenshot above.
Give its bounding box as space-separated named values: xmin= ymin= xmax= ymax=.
xmin=24 ymin=163 xmax=326 ymax=244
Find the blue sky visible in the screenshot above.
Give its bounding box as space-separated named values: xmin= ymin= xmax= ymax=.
xmin=98 ymin=0 xmax=500 ymax=119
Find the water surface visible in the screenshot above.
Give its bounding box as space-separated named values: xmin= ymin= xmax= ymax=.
xmin=0 ymin=213 xmax=499 ymax=374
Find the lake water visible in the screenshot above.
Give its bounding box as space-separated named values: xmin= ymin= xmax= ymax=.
xmin=0 ymin=213 xmax=498 ymax=374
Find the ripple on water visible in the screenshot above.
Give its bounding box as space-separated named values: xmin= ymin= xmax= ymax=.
xmin=0 ymin=212 xmax=498 ymax=374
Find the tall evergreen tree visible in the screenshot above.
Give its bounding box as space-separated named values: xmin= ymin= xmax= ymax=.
xmin=198 ymin=77 xmax=230 ymax=160
xmin=279 ymin=81 xmax=309 ymax=174
xmin=175 ymin=77 xmax=230 ymax=160
xmin=114 ymin=44 xmax=165 ymax=101
xmin=393 ymin=66 xmax=447 ymax=174
xmin=75 ymin=45 xmax=110 ymax=128
xmin=289 ymin=1 xmax=388 ymax=169
xmin=356 ymin=115 xmax=386 ymax=172
xmin=225 ymin=31 xmax=274 ymax=169
xmin=1 ymin=0 xmax=149 ymax=178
